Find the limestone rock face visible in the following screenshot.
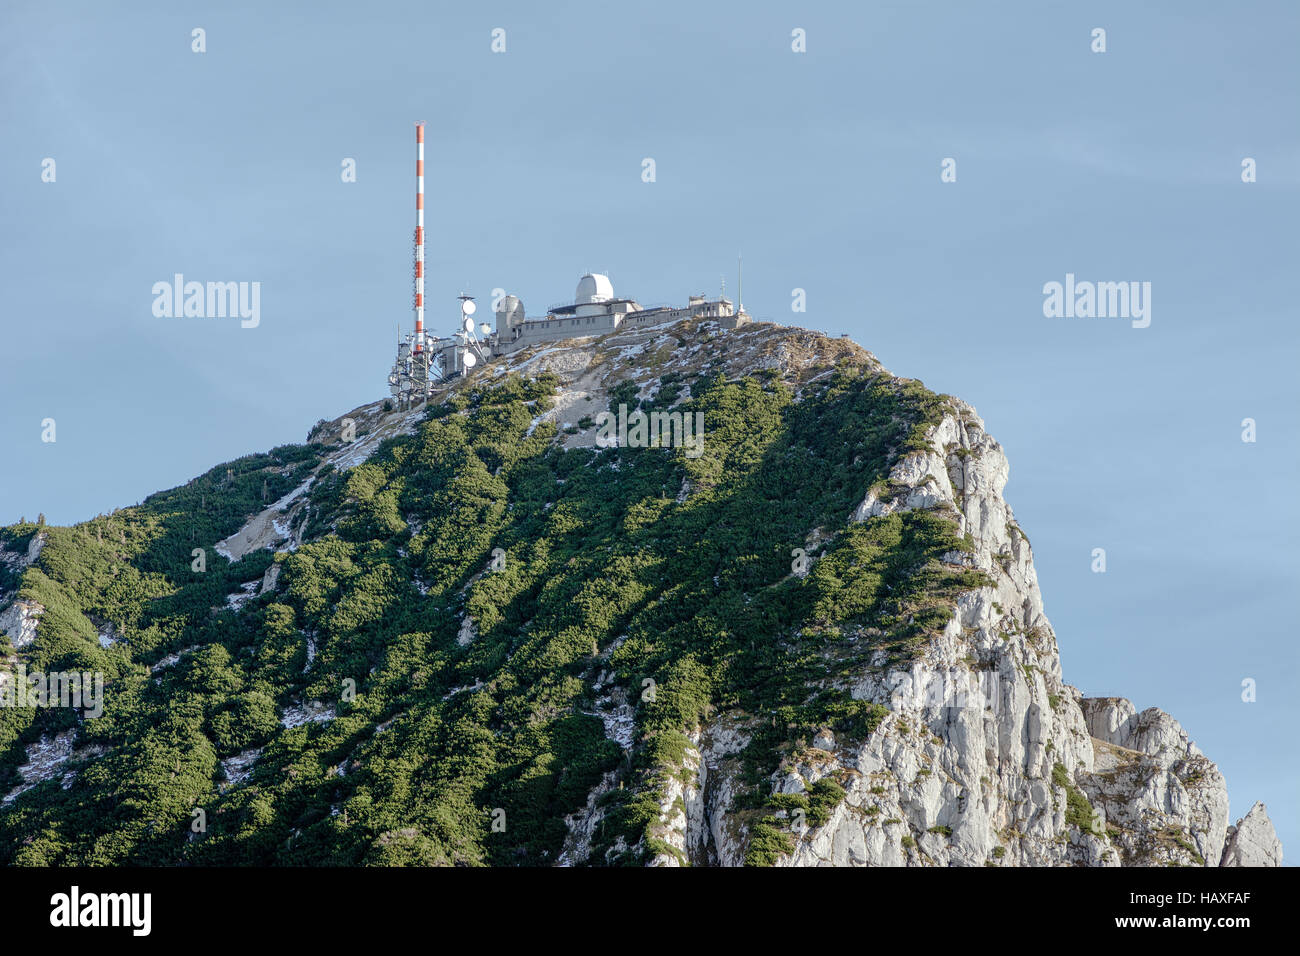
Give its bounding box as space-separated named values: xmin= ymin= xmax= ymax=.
xmin=1221 ymin=802 xmax=1283 ymax=867
xmin=1083 ymin=699 xmax=1201 ymax=768
xmin=640 ymin=397 xmax=1280 ymax=867
xmin=649 ymin=735 xmax=705 ymax=867
xmin=259 ymin=562 xmax=282 ymax=595
xmin=1080 ymin=697 xmax=1139 ymax=745
xmin=762 ymin=402 xmax=1105 ymax=866
xmin=0 ymin=531 xmax=46 ymax=607
xmin=1080 ymin=725 xmax=1226 ymax=866
xmin=0 ymin=599 xmax=43 ymax=650
xmin=20 ymin=532 xmax=48 ymax=568
xmin=456 ymin=615 xmax=477 ymax=647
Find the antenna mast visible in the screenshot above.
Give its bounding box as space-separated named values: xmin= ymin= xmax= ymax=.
xmin=413 ymin=122 xmax=426 ymax=354
xmin=738 ymin=253 xmax=744 ymax=313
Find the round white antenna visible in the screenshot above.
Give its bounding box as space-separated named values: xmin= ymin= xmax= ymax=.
xmin=462 ymin=351 xmax=478 ymax=368
xmin=462 ymin=300 xmax=477 ymax=316
xmin=464 ymin=317 xmax=475 ymax=333
xmin=480 ymin=322 xmax=491 ymax=336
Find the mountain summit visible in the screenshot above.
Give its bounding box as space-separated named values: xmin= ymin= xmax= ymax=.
xmin=0 ymin=318 xmax=1281 ymax=867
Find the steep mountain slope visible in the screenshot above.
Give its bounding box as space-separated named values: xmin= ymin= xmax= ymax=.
xmin=0 ymin=319 xmax=1282 ymax=866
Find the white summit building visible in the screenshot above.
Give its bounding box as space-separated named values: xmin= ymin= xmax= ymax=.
xmin=491 ymin=272 xmax=749 ymax=355
xmin=389 ymin=272 xmax=750 ymax=405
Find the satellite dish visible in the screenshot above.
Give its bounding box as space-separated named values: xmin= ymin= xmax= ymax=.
xmin=462 ymin=300 xmax=477 ymax=316
xmin=464 ymin=317 xmax=475 ymax=333
xmin=462 ymin=351 xmax=477 ymax=368
xmin=480 ymin=322 xmax=491 ymax=336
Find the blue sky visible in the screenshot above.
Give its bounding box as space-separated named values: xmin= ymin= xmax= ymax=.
xmin=1 ymin=0 xmax=1296 ymax=856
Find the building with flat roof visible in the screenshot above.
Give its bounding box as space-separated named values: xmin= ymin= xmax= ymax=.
xmin=493 ymin=272 xmax=749 ymax=355
xmin=389 ymin=273 xmax=750 ymax=406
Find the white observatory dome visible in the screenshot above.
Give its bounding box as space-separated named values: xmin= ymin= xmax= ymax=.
xmin=495 ymin=294 xmax=526 ymax=338
xmin=575 ymin=273 xmax=614 ymax=305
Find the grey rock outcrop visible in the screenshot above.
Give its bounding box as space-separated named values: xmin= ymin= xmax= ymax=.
xmin=762 ymin=402 xmax=1106 ymax=866
xmin=1078 ymin=704 xmax=1228 ymax=867
xmin=0 ymin=599 xmax=43 ymax=650
xmin=509 ymin=326 xmax=1280 ymax=868
xmin=1221 ymin=802 xmax=1283 ymax=867
xmin=0 ymin=531 xmax=46 ymax=606
xmin=641 ymin=394 xmax=1280 ymax=867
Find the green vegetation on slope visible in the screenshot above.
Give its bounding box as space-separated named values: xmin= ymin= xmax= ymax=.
xmin=0 ymin=362 xmax=985 ymax=866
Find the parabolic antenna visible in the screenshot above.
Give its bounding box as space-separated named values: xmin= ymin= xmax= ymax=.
xmin=464 ymin=317 xmax=475 ymax=333
xmin=463 ymin=351 xmax=478 ymax=368
xmin=462 ymin=300 xmax=477 ymax=316
xmin=480 ymin=323 xmax=491 ymax=336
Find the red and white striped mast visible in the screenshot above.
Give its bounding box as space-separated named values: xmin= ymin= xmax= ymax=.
xmin=413 ymin=122 xmax=426 ymax=355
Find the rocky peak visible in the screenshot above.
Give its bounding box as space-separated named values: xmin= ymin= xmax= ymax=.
xmin=573 ymin=346 xmax=1283 ymax=868
xmin=0 ymin=319 xmax=1281 ymax=868
xmin=1221 ymin=801 xmax=1284 ymax=867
